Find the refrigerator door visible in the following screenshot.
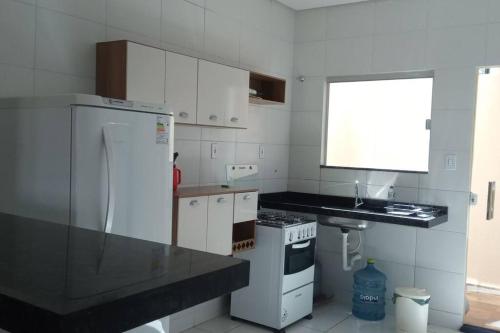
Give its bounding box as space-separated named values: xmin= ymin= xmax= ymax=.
xmin=71 ymin=106 xmax=173 ymax=244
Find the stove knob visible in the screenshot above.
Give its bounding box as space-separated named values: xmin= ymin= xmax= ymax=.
xmin=289 ymin=232 xmax=293 ymax=242
xmin=306 ymin=228 xmax=310 ymax=237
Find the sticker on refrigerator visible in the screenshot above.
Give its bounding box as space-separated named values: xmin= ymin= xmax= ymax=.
xmin=156 ymin=115 xmax=169 ymax=144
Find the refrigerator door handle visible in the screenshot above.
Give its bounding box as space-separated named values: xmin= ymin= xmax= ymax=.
xmin=103 ymin=126 xmax=116 ymax=234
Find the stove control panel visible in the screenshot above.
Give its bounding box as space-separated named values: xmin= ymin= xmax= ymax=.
xmin=285 ymin=222 xmax=316 ymax=245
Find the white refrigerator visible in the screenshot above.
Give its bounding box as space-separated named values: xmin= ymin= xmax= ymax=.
xmin=0 ymin=94 xmax=174 ymax=245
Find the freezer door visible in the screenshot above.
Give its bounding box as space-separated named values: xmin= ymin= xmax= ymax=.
xmin=71 ymin=106 xmax=173 ymax=244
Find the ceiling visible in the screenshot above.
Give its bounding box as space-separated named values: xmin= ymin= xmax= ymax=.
xmin=276 ymin=0 xmax=369 ymax=11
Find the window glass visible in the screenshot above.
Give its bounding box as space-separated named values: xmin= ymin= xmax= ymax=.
xmin=325 ymin=75 xmax=433 ymax=173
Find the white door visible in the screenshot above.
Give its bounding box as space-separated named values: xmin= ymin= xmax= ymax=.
xmin=207 ymin=194 xmax=234 ymax=255
xmin=126 ymin=42 xmax=166 ymax=105
xmin=71 ymin=106 xmax=173 ymax=244
xmin=165 ymin=51 xmax=198 ymax=124
xmin=197 ymin=60 xmax=249 ymax=128
xmin=177 ymin=196 xmax=208 ymax=251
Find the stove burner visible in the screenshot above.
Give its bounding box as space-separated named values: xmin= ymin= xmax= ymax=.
xmin=257 ymin=212 xmax=315 ymax=228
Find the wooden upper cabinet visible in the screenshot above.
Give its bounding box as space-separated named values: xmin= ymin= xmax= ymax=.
xmin=197 ymin=60 xmax=249 ymax=128
xmin=96 ymin=40 xmax=165 ymax=105
xmin=165 ymin=51 xmax=198 ymax=125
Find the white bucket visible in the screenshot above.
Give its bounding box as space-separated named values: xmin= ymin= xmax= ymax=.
xmin=393 ymin=287 xmax=431 ymax=333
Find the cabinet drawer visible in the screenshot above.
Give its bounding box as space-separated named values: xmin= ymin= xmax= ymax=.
xmin=177 ymin=196 xmax=208 ymax=251
xmin=234 ymin=192 xmax=258 ymax=223
xmin=207 ymin=194 xmax=234 ymax=255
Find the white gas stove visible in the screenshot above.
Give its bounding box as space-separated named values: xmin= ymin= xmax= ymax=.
xmin=231 ymin=211 xmax=316 ymax=332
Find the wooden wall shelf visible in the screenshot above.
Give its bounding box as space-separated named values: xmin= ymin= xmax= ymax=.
xmin=249 ymin=72 xmax=286 ymax=105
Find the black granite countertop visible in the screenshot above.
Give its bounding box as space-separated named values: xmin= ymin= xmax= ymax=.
xmin=0 ymin=213 xmax=249 ymax=333
xmin=259 ymin=192 xmax=448 ymax=228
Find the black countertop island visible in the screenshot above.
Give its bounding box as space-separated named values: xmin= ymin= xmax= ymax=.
xmin=259 ymin=192 xmax=448 ymax=228
xmin=0 ymin=213 xmax=249 ymax=333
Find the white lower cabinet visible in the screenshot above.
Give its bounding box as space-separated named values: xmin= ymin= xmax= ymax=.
xmin=177 ymin=196 xmax=208 ymax=252
xmin=234 ymin=191 xmax=258 ymax=223
xmin=175 ymin=188 xmax=258 ymax=256
xmin=207 ymin=194 xmax=234 ymax=256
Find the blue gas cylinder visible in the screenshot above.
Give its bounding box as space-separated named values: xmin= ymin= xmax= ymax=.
xmin=352 ymin=258 xmax=387 ymax=321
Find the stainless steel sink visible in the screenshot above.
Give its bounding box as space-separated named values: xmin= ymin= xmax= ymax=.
xmin=317 ymin=215 xmax=373 ymax=231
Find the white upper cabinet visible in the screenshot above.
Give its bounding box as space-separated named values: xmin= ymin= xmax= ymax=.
xmin=97 ymin=41 xmax=251 ymax=128
xmin=197 ymin=60 xmax=249 ymax=128
xmin=165 ymin=51 xmax=198 ymax=125
xmin=126 ymin=42 xmax=166 ymax=104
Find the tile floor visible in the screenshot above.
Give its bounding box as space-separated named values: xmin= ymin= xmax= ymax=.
xmin=183 ymin=301 xmax=461 ymax=333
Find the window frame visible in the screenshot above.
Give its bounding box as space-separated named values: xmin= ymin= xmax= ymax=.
xmin=322 ymin=70 xmax=434 ymax=174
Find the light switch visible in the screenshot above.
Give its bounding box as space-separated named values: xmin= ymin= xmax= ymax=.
xmin=259 ymin=145 xmax=265 ymax=159
xmin=211 ymin=143 xmax=217 ymax=159
xmin=445 ymin=154 xmax=457 ymax=171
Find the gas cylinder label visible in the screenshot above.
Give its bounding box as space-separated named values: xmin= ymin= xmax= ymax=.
xmin=156 ymin=115 xmax=169 ymax=144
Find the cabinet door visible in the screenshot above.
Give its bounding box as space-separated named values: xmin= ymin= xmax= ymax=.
xmin=126 ymin=42 xmax=166 ymax=104
xmin=234 ymin=191 xmax=258 ymax=223
xmin=224 ymin=69 xmax=249 ymax=128
xmin=165 ymin=51 xmax=198 ymax=124
xmin=207 ymin=193 xmax=234 ymax=255
xmin=197 ymin=60 xmax=249 ymax=128
xmin=177 ymin=196 xmax=208 ymax=251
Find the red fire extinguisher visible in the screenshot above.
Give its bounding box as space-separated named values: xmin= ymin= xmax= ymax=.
xmin=173 ymin=152 xmax=182 ymax=191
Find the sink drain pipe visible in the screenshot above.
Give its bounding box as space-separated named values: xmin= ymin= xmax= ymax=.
xmin=341 ymin=228 xmax=362 ymax=271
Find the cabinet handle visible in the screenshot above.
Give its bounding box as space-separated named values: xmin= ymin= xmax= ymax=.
xmin=179 ymin=111 xmax=189 ymax=118
xmin=217 ymin=197 xmax=227 ymax=204
xmin=243 ymin=194 xmax=251 ymax=200
xmin=189 ymin=200 xmax=199 ymax=207
xmin=230 ymin=117 xmax=239 ymax=123
xmin=209 ymin=115 xmax=218 ymax=121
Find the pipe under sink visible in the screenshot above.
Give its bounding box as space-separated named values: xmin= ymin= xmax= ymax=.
xmin=317 ymin=215 xmax=373 ymax=231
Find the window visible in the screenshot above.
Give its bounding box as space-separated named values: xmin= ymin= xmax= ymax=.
xmin=323 ymin=72 xmax=433 ymax=173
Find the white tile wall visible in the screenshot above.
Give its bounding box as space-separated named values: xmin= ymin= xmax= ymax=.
xmin=290 ymin=2 xmax=492 ymax=328
xmin=162 ymin=0 xmax=204 ymax=52
xmin=325 ymin=36 xmax=372 ymax=75
xmin=0 ymin=64 xmax=34 ymax=97
xmin=0 ymin=1 xmax=295 ymax=331
xmin=34 ymin=70 xmax=95 ymax=95
xmin=416 ymin=229 xmax=467 ymax=274
xmin=364 ymin=223 xmax=417 ymax=266
xmin=373 ymin=0 xmax=426 ymax=35
xmin=0 ymin=0 xmax=35 ymax=67
xmin=36 ymin=8 xmax=105 ymax=77
xmin=372 ymin=30 xmax=426 ymax=72
xmin=37 ymin=0 xmax=106 ymax=23
xmin=415 ymin=268 xmax=466 ymax=314
xmin=325 ymin=2 xmax=374 ymax=40
xmin=107 ymin=0 xmax=162 ymax=41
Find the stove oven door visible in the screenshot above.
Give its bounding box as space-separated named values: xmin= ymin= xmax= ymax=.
xmin=282 ymin=238 xmax=315 ymax=293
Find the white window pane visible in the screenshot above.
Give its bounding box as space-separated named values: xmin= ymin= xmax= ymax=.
xmin=326 ymin=77 xmax=433 ymax=172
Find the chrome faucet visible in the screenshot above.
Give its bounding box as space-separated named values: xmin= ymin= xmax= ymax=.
xmin=354 ymin=180 xmax=364 ymax=208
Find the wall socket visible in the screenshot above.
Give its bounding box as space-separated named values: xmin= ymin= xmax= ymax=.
xmin=445 ymin=154 xmax=457 ymax=171
xmin=211 ymin=143 xmax=217 ymax=159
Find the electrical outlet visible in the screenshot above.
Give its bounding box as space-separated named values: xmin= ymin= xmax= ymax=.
xmin=445 ymin=154 xmax=457 ymax=171
xmin=211 ymin=143 xmax=217 ymax=159
xmin=259 ymin=145 xmax=265 ymax=159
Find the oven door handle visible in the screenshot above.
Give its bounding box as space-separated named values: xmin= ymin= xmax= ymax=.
xmin=292 ymin=240 xmax=311 ymax=249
